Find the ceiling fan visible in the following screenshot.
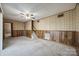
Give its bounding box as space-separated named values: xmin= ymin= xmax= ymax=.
xmin=20 ymin=13 xmax=35 ymax=20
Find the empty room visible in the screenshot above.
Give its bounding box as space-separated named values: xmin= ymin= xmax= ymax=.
xmin=0 ymin=3 xmax=79 ymax=56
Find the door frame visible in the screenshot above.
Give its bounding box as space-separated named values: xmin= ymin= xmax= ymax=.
xmin=3 ymin=22 xmax=13 ymax=38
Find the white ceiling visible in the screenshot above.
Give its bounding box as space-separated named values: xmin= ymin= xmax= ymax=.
xmin=1 ymin=3 xmax=76 ymax=22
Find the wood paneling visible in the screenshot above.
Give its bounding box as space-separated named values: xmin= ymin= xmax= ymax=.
xmin=34 ymin=30 xmax=46 ymax=39
xmin=13 ymin=30 xmax=32 ymax=38
xmin=25 ymin=30 xmax=32 ymax=38
xmin=12 ymin=30 xmax=79 ymax=47
xmin=60 ymin=31 xmax=75 ymax=45
xmin=34 ymin=30 xmax=76 ymax=46
xmin=74 ymin=32 xmax=79 ymax=47
xmin=13 ymin=30 xmax=25 ymax=37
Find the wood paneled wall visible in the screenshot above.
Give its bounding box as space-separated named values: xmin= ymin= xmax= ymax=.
xmin=12 ymin=30 xmax=79 ymax=47
xmin=59 ymin=31 xmax=75 ymax=45
xmin=34 ymin=30 xmax=77 ymax=46
xmin=75 ymin=32 xmax=79 ymax=47
xmin=13 ymin=30 xmax=25 ymax=37
xmin=13 ymin=30 xmax=32 ymax=38
xmin=34 ymin=30 xmax=45 ymax=39
xmin=24 ymin=30 xmax=32 ymax=38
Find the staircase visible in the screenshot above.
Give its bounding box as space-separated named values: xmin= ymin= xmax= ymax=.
xmin=31 ymin=20 xmax=38 ymax=40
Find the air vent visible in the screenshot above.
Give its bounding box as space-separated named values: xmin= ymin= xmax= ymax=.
xmin=57 ymin=13 xmax=64 ymax=18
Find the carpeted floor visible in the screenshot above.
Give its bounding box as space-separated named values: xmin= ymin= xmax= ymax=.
xmin=0 ymin=36 xmax=77 ymax=56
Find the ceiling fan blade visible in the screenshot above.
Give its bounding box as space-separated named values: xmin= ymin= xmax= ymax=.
xmin=20 ymin=13 xmax=24 ymax=15
xmin=32 ymin=17 xmax=35 ymax=19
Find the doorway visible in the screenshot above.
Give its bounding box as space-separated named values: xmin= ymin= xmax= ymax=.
xmin=4 ymin=23 xmax=12 ymax=38
xmin=3 ymin=23 xmax=13 ymax=49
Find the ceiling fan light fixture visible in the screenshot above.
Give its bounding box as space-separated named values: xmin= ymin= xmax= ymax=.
xmin=31 ymin=14 xmax=33 ymax=16
xmin=20 ymin=12 xmax=35 ymax=20
xmin=26 ymin=16 xmax=31 ymax=19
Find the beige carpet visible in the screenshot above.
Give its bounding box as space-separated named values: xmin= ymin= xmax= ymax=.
xmin=0 ymin=36 xmax=77 ymax=56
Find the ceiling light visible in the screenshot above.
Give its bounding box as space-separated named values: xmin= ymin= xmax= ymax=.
xmin=20 ymin=12 xmax=35 ymax=20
